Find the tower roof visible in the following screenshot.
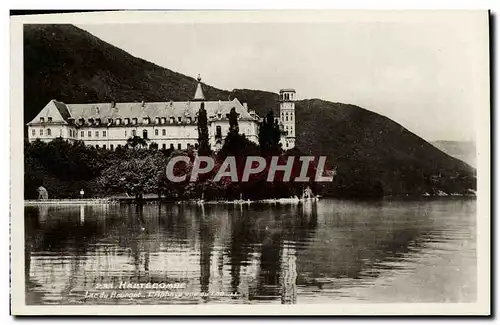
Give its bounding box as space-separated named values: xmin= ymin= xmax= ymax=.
xmin=193 ymin=74 xmax=205 ymax=101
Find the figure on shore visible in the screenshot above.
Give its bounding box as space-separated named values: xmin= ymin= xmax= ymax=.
xmin=37 ymin=186 xmax=48 ymax=200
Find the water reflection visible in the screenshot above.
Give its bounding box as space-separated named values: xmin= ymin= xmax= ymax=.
xmin=25 ymin=199 xmax=476 ymax=304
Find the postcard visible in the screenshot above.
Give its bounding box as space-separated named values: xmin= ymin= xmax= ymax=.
xmin=10 ymin=10 xmax=490 ymax=315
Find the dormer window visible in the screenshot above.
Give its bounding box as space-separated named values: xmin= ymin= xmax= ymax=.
xmin=115 ymin=118 xmax=121 ymax=125
xmin=177 ymin=117 xmax=182 ymax=123
xmin=39 ymin=117 xmax=44 ymax=123
xmin=47 ymin=117 xmax=52 ymax=122
xmin=186 ymin=117 xmax=192 ymax=123
xmin=124 ymin=118 xmax=129 ymax=125
xmin=155 ymin=117 xmax=160 ymax=124
xmin=161 ymin=117 xmax=166 ymax=124
xmin=143 ymin=117 xmax=149 ymax=125
xmin=169 ymin=117 xmax=175 ymax=124
xmin=107 ymin=118 xmax=113 ymax=125
xmin=88 ymin=118 xmax=94 ymax=124
xmin=217 ymin=113 xmax=222 ymax=119
xmin=95 ymin=118 xmax=101 ymax=125
xmin=79 ymin=118 xmax=85 ymax=125
xmin=132 ymin=118 xmax=137 ymax=125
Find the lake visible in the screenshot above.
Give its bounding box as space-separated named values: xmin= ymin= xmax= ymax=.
xmin=24 ymin=198 xmax=476 ymax=305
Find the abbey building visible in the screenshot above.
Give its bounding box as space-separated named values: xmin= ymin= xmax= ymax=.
xmin=27 ymin=76 xmax=297 ymax=151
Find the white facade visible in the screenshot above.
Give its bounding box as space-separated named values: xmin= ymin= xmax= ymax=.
xmin=27 ymin=79 xmax=295 ymax=151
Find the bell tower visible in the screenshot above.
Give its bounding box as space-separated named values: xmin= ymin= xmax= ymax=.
xmin=279 ymin=88 xmax=296 ymax=149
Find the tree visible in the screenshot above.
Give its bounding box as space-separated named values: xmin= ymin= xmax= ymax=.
xmin=258 ymin=110 xmax=282 ymax=154
xmin=197 ymin=102 xmax=211 ymax=156
xmin=127 ymin=136 xmax=148 ymax=148
xmin=98 ymin=153 xmax=165 ymax=202
xmin=227 ymin=107 xmax=239 ymax=136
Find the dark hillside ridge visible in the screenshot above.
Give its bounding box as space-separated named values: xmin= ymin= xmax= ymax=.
xmin=23 ymin=24 xmax=476 ymax=197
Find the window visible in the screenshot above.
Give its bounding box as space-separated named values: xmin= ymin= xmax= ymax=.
xmin=286 ymin=113 xmax=289 ymax=121
xmin=125 ymin=130 xmax=127 ymax=137
xmin=162 ymin=129 xmax=166 ymax=136
xmin=116 ymin=118 xmax=121 ymax=125
xmin=103 ymin=130 xmax=107 ymax=137
xmin=117 ymin=144 xmax=121 ymax=149
xmin=155 ymin=129 xmax=158 ymax=136
xmin=47 ymin=117 xmax=52 ymax=122
xmin=162 ymin=144 xmax=166 ymax=150
xmin=88 ymin=131 xmax=92 ymax=137
xmin=108 ymin=118 xmax=113 ymax=124
xmin=96 ymin=145 xmax=99 ymax=149
xmin=169 ymin=117 xmax=175 ymax=124
xmin=31 ymin=129 xmax=35 ymax=136
xmin=143 ymin=117 xmax=149 ymax=124
xmin=96 ymin=118 xmax=101 ymax=125
xmin=170 ymin=144 xmax=174 ymax=149
xmin=132 ymin=118 xmax=137 ymax=125
xmin=40 ymin=117 xmax=44 ymax=123
xmin=110 ymin=144 xmax=114 ymax=150
xmin=143 ymin=130 xmax=148 ymax=139
xmin=216 ymin=125 xmax=222 ymax=138
xmin=187 ymin=117 xmax=192 ymax=123
xmin=80 ymin=131 xmax=83 ymax=137
xmin=155 ymin=117 xmax=160 ymax=124
xmin=195 ymin=143 xmax=199 ymax=149
xmin=177 ymin=143 xmax=182 ymax=150
xmin=177 ymin=117 xmax=182 ymax=123
xmin=132 ymin=130 xmax=136 ymax=137
xmin=47 ymin=129 xmax=51 ymax=136
xmin=217 ymin=113 xmax=222 ymax=119
xmin=40 ymin=129 xmax=43 ymax=136
xmin=103 ymin=145 xmax=106 ymax=150
xmin=161 ymin=117 xmax=166 ymax=124
xmin=187 ymin=143 xmax=191 ymax=149
xmin=124 ymin=118 xmax=129 ymax=125
xmin=95 ymin=131 xmax=99 ymax=137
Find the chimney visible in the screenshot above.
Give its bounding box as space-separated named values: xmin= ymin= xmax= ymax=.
xmin=141 ymin=101 xmax=145 ymax=107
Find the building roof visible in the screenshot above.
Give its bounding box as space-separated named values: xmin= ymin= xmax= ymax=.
xmin=27 ymin=98 xmax=259 ymax=126
xmin=279 ymin=88 xmax=296 ymax=93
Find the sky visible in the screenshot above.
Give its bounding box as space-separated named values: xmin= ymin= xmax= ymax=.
xmin=78 ymin=14 xmax=487 ymax=142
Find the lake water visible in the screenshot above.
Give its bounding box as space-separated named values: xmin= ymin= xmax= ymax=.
xmin=24 ymin=199 xmax=476 ymax=305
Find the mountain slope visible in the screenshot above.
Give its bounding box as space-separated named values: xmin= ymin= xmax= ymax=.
xmin=23 ymin=24 xmax=476 ymax=197
xmin=432 ymin=141 xmax=476 ymax=168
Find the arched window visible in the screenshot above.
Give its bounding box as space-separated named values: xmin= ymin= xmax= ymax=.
xmin=132 ymin=130 xmax=136 ymax=137
xmin=216 ymin=125 xmax=222 ymax=138
xmin=162 ymin=129 xmax=166 ymax=136
xmin=177 ymin=143 xmax=181 ymax=150
xmin=143 ymin=130 xmax=148 ymax=139
xmin=155 ymin=129 xmax=158 ymax=136
xmin=47 ymin=129 xmax=51 ymax=136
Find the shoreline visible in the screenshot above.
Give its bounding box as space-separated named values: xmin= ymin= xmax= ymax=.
xmin=24 ymin=194 xmax=476 ymax=206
